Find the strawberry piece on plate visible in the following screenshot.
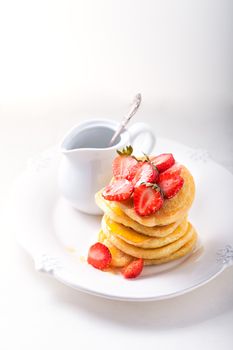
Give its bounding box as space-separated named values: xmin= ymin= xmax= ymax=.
xmin=122 ymin=258 xmax=144 ymax=279
xmin=132 ymin=162 xmax=159 ymax=187
xmin=158 ymin=172 xmax=184 ymax=199
xmin=133 ymin=183 xmax=164 ymax=216
xmin=150 ymin=153 xmax=175 ymax=173
xmin=102 ymin=179 xmax=134 ymax=201
xmin=112 ymin=155 xmax=138 ymax=181
xmin=87 ymin=242 xmax=112 ymax=270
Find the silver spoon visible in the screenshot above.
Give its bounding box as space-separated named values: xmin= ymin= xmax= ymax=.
xmin=109 ymin=93 xmax=142 ymax=146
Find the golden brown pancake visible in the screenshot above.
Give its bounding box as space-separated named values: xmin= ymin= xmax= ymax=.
xmin=144 ymin=231 xmax=197 ymax=265
xmin=104 ymin=222 xmax=196 ymax=259
xmin=111 ymin=166 xmax=195 ymax=227
xmin=99 ymin=228 xmax=198 ymax=267
xmin=102 ymin=215 xmax=188 ymax=248
xmin=95 ymin=190 xmax=186 ymax=237
xmin=98 ymin=230 xmax=133 ymax=267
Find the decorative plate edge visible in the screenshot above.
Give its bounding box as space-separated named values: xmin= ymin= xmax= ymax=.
xmin=35 ymin=254 xmax=63 ymax=275
xmin=216 ymin=245 xmax=233 ymax=268
xmin=186 ymin=148 xmax=212 ymax=163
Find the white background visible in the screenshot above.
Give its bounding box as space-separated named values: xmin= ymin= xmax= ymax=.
xmin=0 ymin=1 xmax=233 ymax=349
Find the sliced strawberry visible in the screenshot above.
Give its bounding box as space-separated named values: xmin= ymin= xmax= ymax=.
xmin=87 ymin=242 xmax=112 ymax=270
xmin=150 ymin=153 xmax=175 ymax=173
xmin=122 ymin=258 xmax=144 ymax=279
xmin=158 ymin=172 xmax=184 ymax=199
xmin=132 ymin=162 xmax=159 ymax=187
xmin=133 ymin=184 xmax=164 ymax=216
xmin=102 ymin=179 xmax=134 ymax=201
xmin=112 ymin=156 xmax=138 ymax=181
xmin=160 ymin=162 xmax=182 ymax=178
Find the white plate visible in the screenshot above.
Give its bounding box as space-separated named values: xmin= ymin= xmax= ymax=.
xmin=9 ymin=138 xmax=233 ymax=301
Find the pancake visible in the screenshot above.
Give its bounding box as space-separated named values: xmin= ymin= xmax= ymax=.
xmin=102 ymin=215 xmax=188 ymax=248
xmin=144 ymin=231 xmax=197 ymax=265
xmin=104 ymin=222 xmax=196 ymax=259
xmin=99 ymin=228 xmax=198 ymax=267
xmin=98 ymin=230 xmax=133 ymax=267
xmin=113 ymin=166 xmax=195 ymax=227
xmin=95 ymin=190 xmax=186 ymax=237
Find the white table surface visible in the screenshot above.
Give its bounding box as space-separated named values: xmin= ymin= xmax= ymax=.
xmin=1 ymin=102 xmax=233 ymax=349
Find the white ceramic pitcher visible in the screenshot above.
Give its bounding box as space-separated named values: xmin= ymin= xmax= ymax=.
xmin=58 ymin=119 xmax=156 ymax=215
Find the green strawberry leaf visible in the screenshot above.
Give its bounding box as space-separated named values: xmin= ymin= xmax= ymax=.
xmin=117 ymin=145 xmax=134 ymax=156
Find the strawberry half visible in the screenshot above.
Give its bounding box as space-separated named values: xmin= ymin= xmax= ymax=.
xmin=112 ymin=155 xmax=138 ymax=181
xmin=132 ymin=162 xmax=158 ymax=187
xmin=160 ymin=162 xmax=182 ymax=178
xmin=150 ymin=153 xmax=175 ymax=173
xmin=133 ymin=183 xmax=164 ymax=216
xmin=87 ymin=242 xmax=112 ymax=270
xmin=158 ymin=172 xmax=184 ymax=199
xmin=122 ymin=258 xmax=144 ymax=279
xmin=102 ymin=179 xmax=134 ymax=201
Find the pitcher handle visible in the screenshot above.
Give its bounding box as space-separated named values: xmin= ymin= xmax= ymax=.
xmin=128 ymin=122 xmax=156 ymax=155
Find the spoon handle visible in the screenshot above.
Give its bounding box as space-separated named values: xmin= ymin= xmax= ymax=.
xmin=109 ymin=93 xmax=142 ymax=147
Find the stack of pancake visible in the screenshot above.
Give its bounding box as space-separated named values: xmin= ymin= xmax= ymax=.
xmin=95 ymin=166 xmax=198 ymax=267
